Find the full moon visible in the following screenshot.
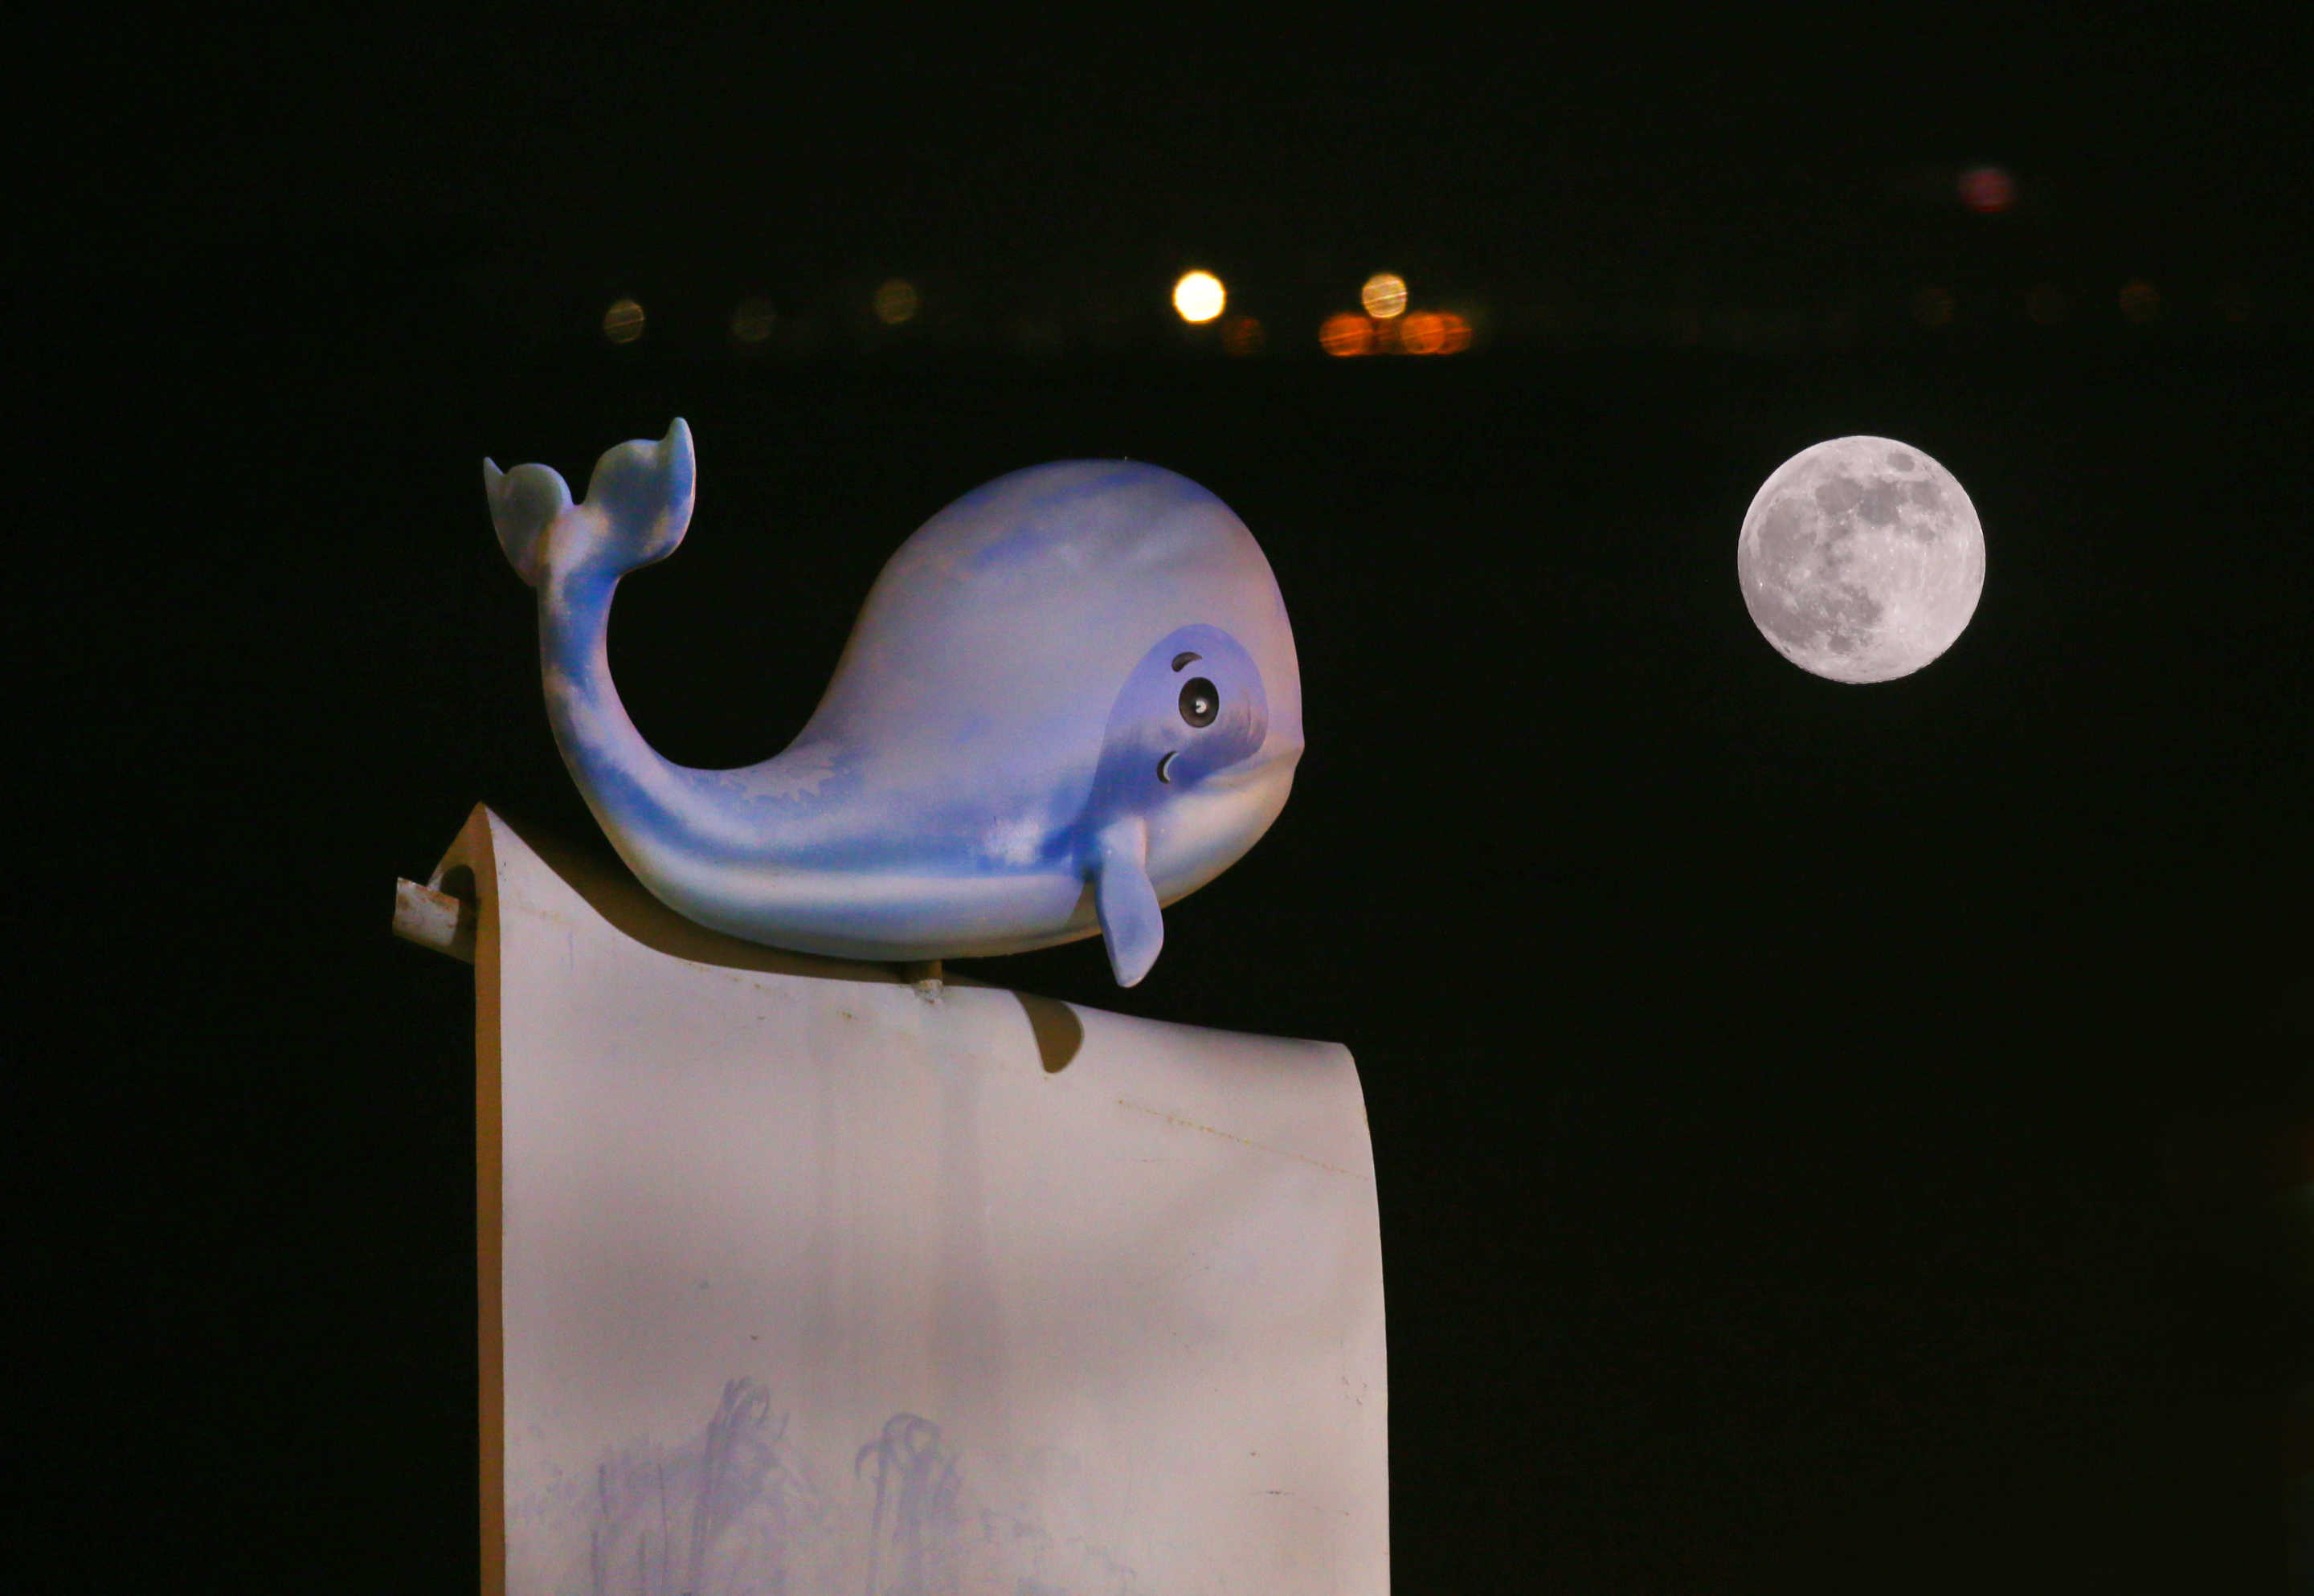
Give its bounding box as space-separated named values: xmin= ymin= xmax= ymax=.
xmin=1736 ymin=435 xmax=1986 ymax=683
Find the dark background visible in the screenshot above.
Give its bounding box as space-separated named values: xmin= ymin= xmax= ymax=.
xmin=18 ymin=11 xmax=2312 ymax=1593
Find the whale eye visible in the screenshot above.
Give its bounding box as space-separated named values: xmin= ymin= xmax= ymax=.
xmin=1179 ymin=678 xmax=1219 ymax=728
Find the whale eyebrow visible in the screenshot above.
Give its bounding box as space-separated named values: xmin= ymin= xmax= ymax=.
xmin=1171 ymin=651 xmax=1202 ymax=671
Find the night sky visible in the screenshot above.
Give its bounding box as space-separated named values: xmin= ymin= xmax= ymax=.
xmin=21 ymin=12 xmax=2313 ymax=1592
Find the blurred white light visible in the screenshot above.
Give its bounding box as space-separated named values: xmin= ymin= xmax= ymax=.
xmin=1173 ymin=271 xmax=1226 ymax=324
xmin=1359 ymin=273 xmax=1408 ymax=319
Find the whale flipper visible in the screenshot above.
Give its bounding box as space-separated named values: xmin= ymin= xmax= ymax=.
xmin=1091 ymin=816 xmax=1163 ymax=987
xmin=484 ymin=418 xmax=696 ymax=588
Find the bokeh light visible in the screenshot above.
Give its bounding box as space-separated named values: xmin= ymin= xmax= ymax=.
xmin=603 ymin=298 xmax=646 ymax=344
xmin=729 ymin=297 xmax=777 ymax=344
xmin=577 ymin=268 xmax=2202 ymax=359
xmin=1359 ymin=273 xmax=1408 ymax=319
xmin=1957 ymin=165 xmax=2015 ymax=214
xmin=873 ymin=279 xmax=919 ymax=325
xmin=1398 ymin=311 xmax=1448 ymax=354
xmin=1173 ymin=271 xmax=1226 ymax=323
xmin=1387 ymin=312 xmax=1475 ymax=355
xmin=1319 ymin=313 xmax=1375 ymax=356
xmin=1221 ymin=316 xmax=1265 ymax=357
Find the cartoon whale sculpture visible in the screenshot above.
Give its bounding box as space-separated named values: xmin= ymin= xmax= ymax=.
xmin=484 ymin=420 xmax=1302 ymax=986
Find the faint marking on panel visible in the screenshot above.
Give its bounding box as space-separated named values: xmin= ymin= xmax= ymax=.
xmin=1114 ymin=1096 xmax=1355 ymax=1177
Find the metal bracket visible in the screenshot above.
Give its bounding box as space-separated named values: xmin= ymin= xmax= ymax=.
xmin=393 ymin=877 xmax=477 ymax=963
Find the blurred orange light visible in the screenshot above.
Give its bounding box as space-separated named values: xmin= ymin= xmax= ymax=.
xmin=1957 ymin=165 xmax=2014 ymax=214
xmin=1359 ymin=273 xmax=1408 ymax=319
xmin=1399 ymin=311 xmax=1447 ymax=354
xmin=603 ymin=298 xmax=645 ymax=344
xmin=873 ymin=279 xmax=919 ymax=325
xmin=730 ymin=297 xmax=776 ymax=344
xmin=1319 ymin=313 xmax=1373 ymax=356
xmin=1173 ymin=270 xmax=1226 ymax=323
xmin=1437 ymin=312 xmax=1472 ymax=353
xmin=1221 ymin=315 xmax=1265 ymax=357
xmin=2118 ymin=280 xmax=2160 ymax=323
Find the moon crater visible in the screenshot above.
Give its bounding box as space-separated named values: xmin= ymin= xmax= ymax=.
xmin=1737 ymin=435 xmax=1985 ymax=683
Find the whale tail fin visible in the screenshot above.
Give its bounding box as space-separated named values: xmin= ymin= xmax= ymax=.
xmin=481 ymin=458 xmax=573 ymax=587
xmin=484 ymin=418 xmax=697 ymax=588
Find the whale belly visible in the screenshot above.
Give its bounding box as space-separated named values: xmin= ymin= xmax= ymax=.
xmin=639 ymin=849 xmax=1101 ymax=962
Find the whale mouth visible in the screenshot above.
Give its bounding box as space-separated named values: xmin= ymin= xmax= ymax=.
xmin=1156 ymin=750 xmax=1178 ymax=784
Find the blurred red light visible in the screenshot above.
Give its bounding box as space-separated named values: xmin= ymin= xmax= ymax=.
xmin=1958 ymin=165 xmax=2015 ymax=214
xmin=1221 ymin=316 xmax=1266 ymax=357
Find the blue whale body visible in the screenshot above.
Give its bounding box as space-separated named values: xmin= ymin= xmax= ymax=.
xmin=484 ymin=420 xmax=1302 ymax=986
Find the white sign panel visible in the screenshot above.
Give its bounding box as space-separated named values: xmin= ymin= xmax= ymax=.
xmin=428 ymin=809 xmax=1386 ymax=1595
